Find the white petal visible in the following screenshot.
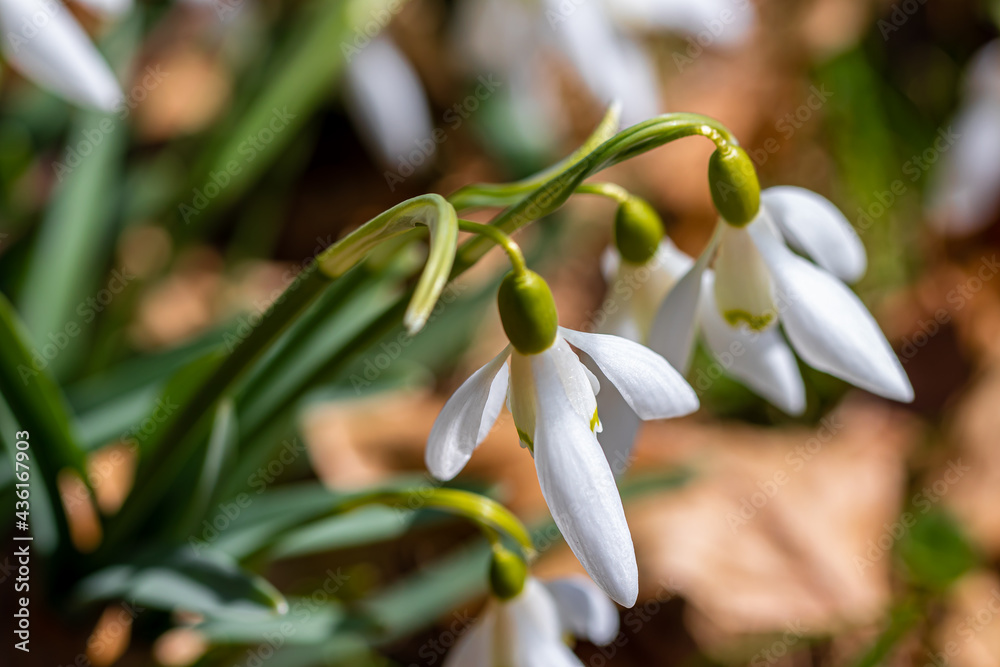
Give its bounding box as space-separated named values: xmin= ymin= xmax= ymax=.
xmin=544 ymin=575 xmax=620 ymax=645
xmin=713 ymin=223 xmax=778 ymax=331
xmin=531 ymin=351 xmax=638 ymax=607
xmin=749 ymin=225 xmax=914 ymax=402
xmin=593 ymin=373 xmax=642 ymax=475
xmin=763 ymin=186 xmax=867 ymax=283
xmin=0 ymin=0 xmax=122 ymax=111
xmin=74 ymin=0 xmax=132 ymax=17
xmin=606 ymin=0 xmax=755 ymax=47
xmin=425 ymin=347 xmax=511 ymax=480
xmin=480 ymin=362 xmax=510 ymax=441
xmin=602 ymin=240 xmax=690 ymax=341
xmin=549 ymin=336 xmax=599 ymax=427
xmin=546 ymin=0 xmax=661 ymax=125
xmin=699 ymin=271 xmax=806 ymax=415
xmin=560 ymin=327 xmax=698 ymax=421
xmin=647 ymin=224 xmax=720 ymax=371
xmin=343 ymin=35 xmax=434 ymax=169
xmin=444 ymin=604 xmax=495 ymax=667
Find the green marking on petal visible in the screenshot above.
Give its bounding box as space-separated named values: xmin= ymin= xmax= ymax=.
xmin=723 ymin=309 xmax=775 ymax=331
xmin=516 ymin=428 xmax=534 ymax=452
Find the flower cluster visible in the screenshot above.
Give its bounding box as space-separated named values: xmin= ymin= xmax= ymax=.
xmin=424 ymin=139 xmax=913 ymax=664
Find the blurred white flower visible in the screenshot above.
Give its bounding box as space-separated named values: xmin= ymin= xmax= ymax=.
xmin=453 ymin=0 xmax=756 ymax=132
xmin=343 ymin=34 xmax=434 ymax=171
xmin=928 ymin=39 xmax=1000 ymax=236
xmin=597 ymin=186 xmax=911 ymax=465
xmin=444 ymin=576 xmax=619 ymax=667
xmin=0 ymin=0 xmax=123 ymax=110
xmin=425 ymin=327 xmax=697 ymax=606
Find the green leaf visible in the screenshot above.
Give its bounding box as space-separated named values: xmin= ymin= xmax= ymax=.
xmin=73 ymin=547 xmax=287 ymax=619
xmin=896 ymin=508 xmax=978 ymax=591
xmin=16 ymin=17 xmax=137 ymax=380
xmin=176 ymin=399 xmax=239 ymax=539
xmin=194 ymin=601 xmax=346 ymax=645
xmin=183 ymin=0 xmax=399 ymax=227
xmin=0 ymin=292 xmax=87 ymax=553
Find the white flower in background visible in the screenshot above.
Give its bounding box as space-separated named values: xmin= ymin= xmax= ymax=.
xmin=445 ymin=575 xmax=619 ymax=667
xmin=343 ymin=34 xmax=435 ymax=171
xmin=594 ymin=184 xmax=912 ymax=471
xmin=0 ymin=0 xmax=123 ymax=110
xmin=452 ymin=0 xmax=755 ymax=136
xmin=927 ymin=39 xmax=1000 ymax=236
xmin=425 ymin=270 xmax=698 ymax=606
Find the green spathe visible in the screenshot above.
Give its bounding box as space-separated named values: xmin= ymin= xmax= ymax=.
xmin=708 ymin=146 xmax=760 ymax=227
xmin=614 ymin=197 xmax=664 ymax=264
xmin=498 ymin=270 xmax=558 ymax=355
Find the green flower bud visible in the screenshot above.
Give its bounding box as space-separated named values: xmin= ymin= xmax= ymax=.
xmin=489 ymin=547 xmax=528 ymax=600
xmin=497 ymin=270 xmax=558 ymax=355
xmin=614 ymin=196 xmax=664 ymax=264
xmin=708 ymin=145 xmax=760 ymax=227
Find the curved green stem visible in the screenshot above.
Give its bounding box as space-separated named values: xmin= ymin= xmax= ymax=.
xmin=246 ymin=487 xmax=535 ymax=565
xmin=574 ymin=182 xmax=630 ymax=204
xmin=458 ymin=220 xmax=527 ymax=275
xmin=318 ymin=194 xmax=459 ymax=334
xmin=448 ymin=103 xmax=622 ymax=211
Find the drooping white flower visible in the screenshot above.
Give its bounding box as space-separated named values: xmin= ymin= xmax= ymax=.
xmin=927 ymin=39 xmax=1000 ymax=236
xmin=0 ymin=0 xmax=123 ymax=111
xmin=645 ymin=185 xmax=912 ymax=407
xmin=426 ymin=326 xmax=697 ymax=606
xmin=444 ymin=575 xmax=619 ymax=667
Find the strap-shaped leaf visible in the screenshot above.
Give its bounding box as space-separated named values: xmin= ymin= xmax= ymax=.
xmin=73 ymin=547 xmax=287 ymax=619
xmin=0 ymin=292 xmax=88 ymax=553
xmin=317 ymin=193 xmax=459 ymax=333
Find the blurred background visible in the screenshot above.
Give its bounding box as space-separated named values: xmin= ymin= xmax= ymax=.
xmin=3 ymin=0 xmax=1000 ymax=665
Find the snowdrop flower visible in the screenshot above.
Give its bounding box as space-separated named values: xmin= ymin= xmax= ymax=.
xmin=927 ymin=39 xmax=1000 ymax=236
xmin=652 ymin=148 xmax=912 ymax=405
xmin=426 ymin=266 xmax=698 ymax=606
xmin=445 ymin=574 xmax=619 ymax=667
xmin=0 ymin=0 xmax=123 ymax=110
xmin=452 ymin=0 xmax=755 ymax=136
